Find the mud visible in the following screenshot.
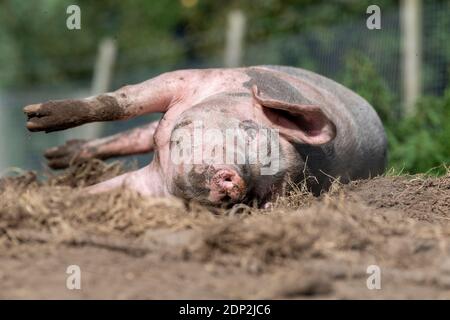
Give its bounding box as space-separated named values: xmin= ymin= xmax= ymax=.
xmin=0 ymin=161 xmax=449 ymax=299
xmin=24 ymin=95 xmax=125 ymax=132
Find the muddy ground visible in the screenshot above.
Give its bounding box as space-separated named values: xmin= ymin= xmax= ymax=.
xmin=0 ymin=160 xmax=449 ymax=299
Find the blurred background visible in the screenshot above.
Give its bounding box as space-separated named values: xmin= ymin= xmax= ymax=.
xmin=0 ymin=0 xmax=449 ymax=176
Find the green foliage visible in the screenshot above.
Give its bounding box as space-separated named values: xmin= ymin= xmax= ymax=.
xmin=341 ymin=51 xmax=399 ymax=125
xmin=0 ymin=0 xmax=399 ymax=87
xmin=389 ymin=91 xmax=450 ymax=175
xmin=341 ymin=51 xmax=450 ymax=175
xmin=0 ymin=0 xmax=186 ymax=87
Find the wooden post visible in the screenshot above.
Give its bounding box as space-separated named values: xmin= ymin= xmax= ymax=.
xmin=65 ymin=37 xmax=117 ymax=140
xmin=91 ymin=37 xmax=117 ymax=96
xmin=224 ymin=9 xmax=246 ymax=67
xmin=401 ymin=0 xmax=422 ymax=115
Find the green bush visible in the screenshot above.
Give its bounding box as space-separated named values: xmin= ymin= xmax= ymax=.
xmin=389 ymin=91 xmax=450 ymax=175
xmin=341 ymin=51 xmax=450 ymax=175
xmin=341 ymin=51 xmax=399 ymax=125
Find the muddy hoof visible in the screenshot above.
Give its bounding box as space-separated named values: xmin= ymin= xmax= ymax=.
xmin=44 ymin=139 xmax=91 ymax=169
xmin=24 ymin=99 xmax=91 ymax=132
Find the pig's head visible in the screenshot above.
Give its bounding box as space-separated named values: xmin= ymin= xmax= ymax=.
xmin=167 ymin=88 xmax=336 ymax=208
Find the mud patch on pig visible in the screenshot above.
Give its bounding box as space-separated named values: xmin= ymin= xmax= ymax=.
xmin=94 ymin=94 xmax=126 ymax=121
xmin=25 ymin=95 xmax=125 ymax=132
xmin=0 ymin=162 xmax=449 ymax=298
xmin=244 ymin=68 xmax=313 ymax=105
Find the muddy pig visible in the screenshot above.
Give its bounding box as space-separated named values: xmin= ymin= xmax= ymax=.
xmin=24 ymin=65 xmax=387 ymax=207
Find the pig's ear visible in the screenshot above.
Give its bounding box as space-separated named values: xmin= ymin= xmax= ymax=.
xmin=252 ymin=85 xmax=336 ymax=145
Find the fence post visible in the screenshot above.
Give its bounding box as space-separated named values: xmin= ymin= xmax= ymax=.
xmin=224 ymin=9 xmax=246 ymax=67
xmin=400 ymin=0 xmax=422 ymax=115
xmin=65 ymin=37 xmax=117 ymax=141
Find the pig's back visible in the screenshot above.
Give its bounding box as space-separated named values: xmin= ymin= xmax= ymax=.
xmin=260 ymin=65 xmax=387 ymax=187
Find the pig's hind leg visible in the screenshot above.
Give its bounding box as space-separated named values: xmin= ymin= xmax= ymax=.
xmin=44 ymin=120 xmax=159 ymax=169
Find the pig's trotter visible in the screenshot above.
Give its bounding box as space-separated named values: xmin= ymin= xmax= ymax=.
xmin=24 ymin=95 xmax=125 ymax=132
xmin=44 ymin=139 xmax=91 ymax=169
xmin=43 ymin=121 xmax=159 ymax=170
xmin=25 ymin=100 xmax=90 ymax=132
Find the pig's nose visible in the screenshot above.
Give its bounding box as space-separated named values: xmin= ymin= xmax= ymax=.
xmin=209 ymin=169 xmax=246 ymax=203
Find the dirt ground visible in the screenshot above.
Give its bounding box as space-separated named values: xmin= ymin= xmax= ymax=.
xmin=0 ymin=160 xmax=449 ymax=299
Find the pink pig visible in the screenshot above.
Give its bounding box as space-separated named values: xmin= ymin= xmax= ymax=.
xmin=24 ymin=66 xmax=387 ymax=207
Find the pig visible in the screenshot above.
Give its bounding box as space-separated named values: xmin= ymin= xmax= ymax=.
xmin=24 ymin=65 xmax=387 ymax=207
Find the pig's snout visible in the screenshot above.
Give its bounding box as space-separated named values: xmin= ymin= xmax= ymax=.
xmin=208 ymin=169 xmax=246 ymax=203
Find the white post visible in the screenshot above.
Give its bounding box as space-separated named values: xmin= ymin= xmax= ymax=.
xmin=224 ymin=9 xmax=246 ymax=67
xmin=91 ymin=37 xmax=117 ymax=96
xmin=66 ymin=37 xmax=117 ymax=140
xmin=401 ymin=0 xmax=422 ymax=115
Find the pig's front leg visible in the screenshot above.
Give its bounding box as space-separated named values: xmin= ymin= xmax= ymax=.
xmin=23 ymin=70 xmax=200 ymax=132
xmin=84 ymin=162 xmax=167 ymax=197
xmin=44 ymin=121 xmax=159 ymax=169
